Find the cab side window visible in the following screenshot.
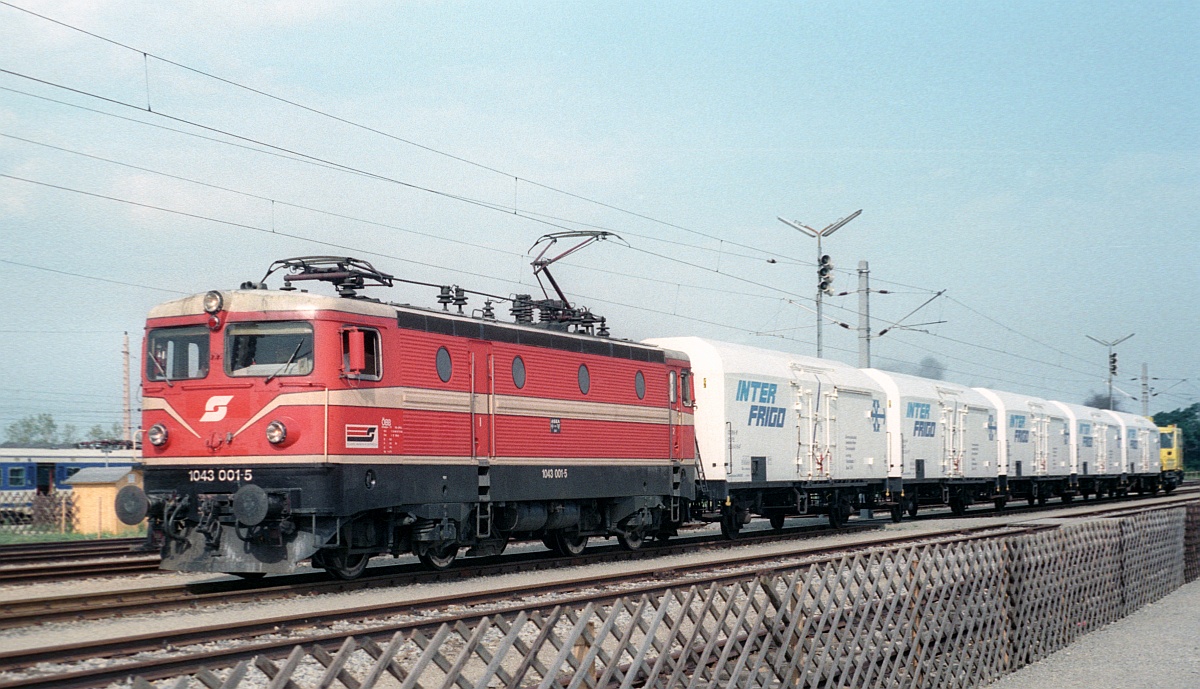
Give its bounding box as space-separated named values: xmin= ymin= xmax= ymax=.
xmin=341 ymin=327 xmax=382 ymax=380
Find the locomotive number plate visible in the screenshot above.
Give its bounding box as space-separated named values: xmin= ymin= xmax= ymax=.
xmin=541 ymin=468 xmax=568 ymax=479
xmin=188 ymin=468 xmax=254 ymax=482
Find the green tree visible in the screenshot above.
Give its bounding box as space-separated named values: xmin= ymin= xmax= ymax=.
xmin=87 ymin=424 xmax=108 ymax=441
xmin=1153 ymin=403 xmax=1200 ymax=471
xmin=4 ymin=413 xmax=60 ymax=447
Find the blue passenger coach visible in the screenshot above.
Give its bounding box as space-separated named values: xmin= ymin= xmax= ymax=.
xmin=0 ymin=448 xmax=138 ymax=496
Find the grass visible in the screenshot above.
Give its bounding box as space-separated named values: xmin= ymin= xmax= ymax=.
xmin=0 ymin=527 xmax=145 ymax=545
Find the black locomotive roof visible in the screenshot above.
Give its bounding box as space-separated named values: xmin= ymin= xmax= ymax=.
xmin=394 ymin=304 xmax=666 ymax=363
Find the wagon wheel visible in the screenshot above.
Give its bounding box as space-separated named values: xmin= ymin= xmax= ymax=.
xmin=769 ymin=513 xmax=786 ymax=531
xmin=416 ymin=541 xmax=458 ymax=571
xmin=906 ymin=497 xmax=919 ymax=518
xmin=993 ymin=496 xmax=1007 ymax=510
xmin=617 ymin=528 xmax=645 ymax=551
xmin=828 ymin=497 xmax=852 ymax=529
xmin=949 ymin=496 xmax=967 ymax=517
xmin=719 ymin=508 xmax=741 ymax=539
xmin=1037 ymin=493 xmax=1048 ymax=506
xmin=889 ymin=504 xmax=904 ymax=523
xmin=318 ymin=550 xmax=371 ymax=579
xmin=552 ymin=531 xmax=589 ymax=557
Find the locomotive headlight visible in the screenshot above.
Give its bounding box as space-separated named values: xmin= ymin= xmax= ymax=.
xmin=202 ymin=290 xmax=224 ymax=314
xmin=265 ymin=420 xmax=287 ymax=445
xmin=147 ymin=423 xmax=169 ymax=446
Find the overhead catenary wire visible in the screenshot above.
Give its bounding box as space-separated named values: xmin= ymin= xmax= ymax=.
xmin=0 ymin=132 xmax=789 ymax=304
xmin=0 ymin=81 xmax=1072 ymax=355
xmin=1 ymin=9 xmax=1186 ymax=400
xmin=0 ymin=0 xmax=806 ymax=266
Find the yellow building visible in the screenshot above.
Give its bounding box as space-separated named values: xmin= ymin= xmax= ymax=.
xmin=65 ymin=467 xmax=143 ymax=535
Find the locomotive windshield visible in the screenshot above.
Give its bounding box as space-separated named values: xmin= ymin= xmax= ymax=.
xmin=147 ymin=325 xmax=210 ymax=381
xmin=226 ymin=321 xmax=314 ymax=378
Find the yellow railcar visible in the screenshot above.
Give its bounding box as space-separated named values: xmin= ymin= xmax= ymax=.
xmin=1159 ymin=424 xmax=1185 ymax=492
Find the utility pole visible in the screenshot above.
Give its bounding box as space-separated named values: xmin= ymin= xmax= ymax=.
xmin=778 ymin=209 xmax=861 ymax=358
xmin=123 ymin=332 xmax=132 ymax=446
xmin=858 ymin=260 xmax=871 ymax=368
xmin=1141 ymin=363 xmax=1149 ymax=417
xmin=1086 ymin=333 xmax=1134 ymax=410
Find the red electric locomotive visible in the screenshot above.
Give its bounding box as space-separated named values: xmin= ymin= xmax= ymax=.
xmin=117 ymin=255 xmax=697 ymax=578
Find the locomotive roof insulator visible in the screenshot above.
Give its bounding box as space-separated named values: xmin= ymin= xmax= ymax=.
xmin=437 ymin=285 xmax=453 ymax=310
xmin=481 ymin=299 xmax=496 ymax=320
xmin=453 ymin=286 xmax=468 ymax=314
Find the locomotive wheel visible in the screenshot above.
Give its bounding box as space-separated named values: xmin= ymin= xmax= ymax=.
xmin=552 ymin=531 xmax=589 ymax=557
xmin=769 ymin=513 xmax=786 ymax=531
xmin=320 ymin=551 xmax=370 ymax=580
xmin=617 ymin=529 xmax=645 ymax=551
xmin=416 ymin=542 xmax=458 ymax=571
xmin=233 ymin=572 xmax=267 ymax=580
xmin=890 ymin=505 xmax=903 ymax=523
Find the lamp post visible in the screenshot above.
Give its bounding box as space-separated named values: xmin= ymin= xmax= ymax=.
xmin=1086 ymin=333 xmax=1134 ymax=410
xmin=778 ymin=210 xmax=861 ymax=358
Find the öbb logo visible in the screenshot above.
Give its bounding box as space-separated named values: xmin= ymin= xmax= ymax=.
xmin=199 ymin=395 xmax=234 ymax=422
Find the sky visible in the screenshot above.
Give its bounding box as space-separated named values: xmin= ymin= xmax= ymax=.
xmin=0 ymin=0 xmax=1197 ymax=437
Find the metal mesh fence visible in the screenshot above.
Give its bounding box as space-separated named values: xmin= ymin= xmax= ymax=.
xmin=135 ymin=504 xmax=1198 ymax=689
xmin=0 ymin=492 xmax=77 ymax=538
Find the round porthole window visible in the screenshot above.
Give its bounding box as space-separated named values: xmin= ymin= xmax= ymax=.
xmin=634 ymin=370 xmax=646 ymax=400
xmin=578 ymin=364 xmax=590 ymax=395
xmin=436 ymin=346 xmax=452 ymax=382
xmin=512 ymin=356 xmax=526 ymax=389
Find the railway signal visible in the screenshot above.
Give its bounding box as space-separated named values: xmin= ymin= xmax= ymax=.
xmin=1087 ymin=333 xmax=1134 ymax=410
xmin=818 ymin=254 xmax=834 ymax=295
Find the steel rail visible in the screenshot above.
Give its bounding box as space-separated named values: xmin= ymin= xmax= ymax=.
xmin=0 ymin=521 xmax=1053 ymax=689
xmin=0 ymin=520 xmax=875 ymax=630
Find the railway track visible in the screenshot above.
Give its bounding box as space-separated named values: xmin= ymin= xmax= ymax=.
xmin=0 ymin=521 xmax=1043 ymax=689
xmin=0 ymin=519 xmax=876 ymax=630
xmin=0 ymin=537 xmax=145 ymax=563
xmin=1 ymin=493 xmax=1194 ymax=689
